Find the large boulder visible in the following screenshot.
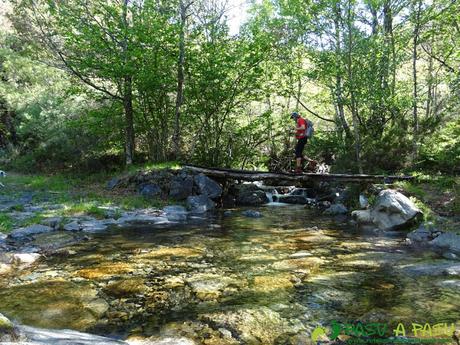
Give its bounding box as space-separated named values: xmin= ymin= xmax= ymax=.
xmin=236 ymin=184 xmax=269 ymax=206
xmin=352 ymin=189 xmax=422 ymax=231
xmin=139 ymin=184 xmax=162 ymax=198
xmin=186 ymin=195 xmax=215 ymax=213
xmin=169 ymin=176 xmax=194 ymax=201
xmin=194 ymin=174 xmax=222 ymax=199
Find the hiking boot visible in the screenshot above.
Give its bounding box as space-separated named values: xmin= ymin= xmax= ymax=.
xmin=294 ymin=168 xmax=303 ymax=175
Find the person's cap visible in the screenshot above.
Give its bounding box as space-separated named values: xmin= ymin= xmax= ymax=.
xmin=290 ymin=111 xmax=299 ymax=118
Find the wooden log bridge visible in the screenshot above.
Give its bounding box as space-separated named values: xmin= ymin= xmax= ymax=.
xmin=184 ymin=165 xmax=414 ymax=184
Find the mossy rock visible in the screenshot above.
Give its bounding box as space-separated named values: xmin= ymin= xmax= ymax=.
xmin=105 ymin=278 xmax=148 ymax=297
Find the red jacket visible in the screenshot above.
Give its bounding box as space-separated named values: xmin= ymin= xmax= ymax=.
xmin=296 ymin=117 xmax=307 ymax=139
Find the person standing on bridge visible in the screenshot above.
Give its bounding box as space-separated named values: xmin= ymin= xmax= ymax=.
xmin=290 ymin=111 xmax=308 ymax=174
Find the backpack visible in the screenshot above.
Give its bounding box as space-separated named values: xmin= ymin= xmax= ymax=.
xmin=305 ymin=119 xmax=314 ymax=138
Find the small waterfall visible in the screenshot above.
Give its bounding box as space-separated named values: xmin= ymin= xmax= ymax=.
xmin=265 ymin=188 xmax=279 ymax=203
xmin=265 ymin=187 xmax=283 ymax=204
xmin=266 ymin=191 xmax=273 ymax=203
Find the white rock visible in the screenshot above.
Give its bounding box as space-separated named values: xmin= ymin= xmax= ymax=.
xmin=11 ymin=253 xmax=41 ymax=266
xmin=371 ymin=189 xmax=421 ymax=230
xmin=352 ymin=190 xmax=422 ymax=231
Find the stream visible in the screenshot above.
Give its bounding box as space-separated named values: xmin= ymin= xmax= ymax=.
xmin=0 ymin=205 xmax=459 ymax=344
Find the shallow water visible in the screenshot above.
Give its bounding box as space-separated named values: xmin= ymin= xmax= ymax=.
xmin=0 ymin=206 xmax=459 ymax=343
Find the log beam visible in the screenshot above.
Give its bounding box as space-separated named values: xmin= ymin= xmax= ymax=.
xmin=184 ymin=165 xmax=414 ymax=184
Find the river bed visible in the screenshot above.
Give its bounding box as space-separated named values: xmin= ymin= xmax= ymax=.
xmin=0 ymin=205 xmax=459 ymax=344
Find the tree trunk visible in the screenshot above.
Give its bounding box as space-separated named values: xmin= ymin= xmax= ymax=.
xmin=412 ymin=0 xmax=422 ymax=161
xmin=173 ymin=0 xmax=187 ymax=159
xmin=346 ymin=0 xmax=363 ymax=174
xmin=123 ymin=75 xmax=135 ymax=166
xmin=122 ymin=0 xmax=134 ymax=166
xmin=382 ymin=0 xmax=393 ymax=93
xmin=333 ymin=1 xmax=351 ymax=140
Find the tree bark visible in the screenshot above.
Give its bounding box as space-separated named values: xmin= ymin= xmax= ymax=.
xmin=412 ymin=0 xmax=422 ymax=161
xmin=173 ymin=0 xmax=188 ymax=159
xmin=122 ymin=0 xmax=134 ymax=165
xmin=346 ymin=0 xmax=363 ymax=174
xmin=333 ymin=1 xmax=351 ymax=140
xmin=123 ymin=75 xmax=135 ymax=166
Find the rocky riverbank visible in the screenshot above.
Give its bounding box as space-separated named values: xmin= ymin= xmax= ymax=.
xmin=1 ymin=169 xmax=459 ymax=344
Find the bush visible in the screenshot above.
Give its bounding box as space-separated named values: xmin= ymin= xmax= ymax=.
xmin=419 ymin=119 xmax=460 ymax=174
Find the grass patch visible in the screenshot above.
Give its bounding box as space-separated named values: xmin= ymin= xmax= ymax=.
xmin=9 ymin=204 xmax=25 ymax=212
xmin=1 ymin=164 xmax=183 ymax=225
xmin=409 ymin=196 xmax=435 ymax=222
xmin=61 ymin=201 xmax=106 ymax=219
xmin=20 ymin=212 xmax=45 ymax=227
xmin=397 ymin=173 xmax=459 ymax=220
xmin=394 ymin=181 xmax=426 ymax=199
xmin=0 ymin=213 xmax=14 ymax=233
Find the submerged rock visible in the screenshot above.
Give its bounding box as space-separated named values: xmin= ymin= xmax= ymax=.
xmin=105 ymin=278 xmax=148 ymax=297
xmin=186 ymin=273 xmax=238 ymax=301
xmin=0 ymin=280 xmax=109 ymax=331
xmin=127 ymin=337 xmax=196 ymax=345
xmin=242 ymin=210 xmax=263 ymax=218
xmin=200 ymin=307 xmax=292 ymax=344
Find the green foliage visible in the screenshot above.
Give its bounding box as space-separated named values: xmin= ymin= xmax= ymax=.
xmin=0 ymin=0 xmax=458 ymax=175
xmin=0 ymin=214 xmax=14 ymax=233
xmin=419 ymin=119 xmax=460 ymax=173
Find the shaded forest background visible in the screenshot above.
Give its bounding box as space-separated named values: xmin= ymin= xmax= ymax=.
xmin=0 ymin=0 xmax=458 ymax=174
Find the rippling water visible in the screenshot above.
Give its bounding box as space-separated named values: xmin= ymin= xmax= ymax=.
xmin=0 ymin=206 xmax=459 ymax=343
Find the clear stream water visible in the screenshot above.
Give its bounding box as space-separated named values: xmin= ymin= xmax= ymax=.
xmin=0 ymin=205 xmax=459 ymax=344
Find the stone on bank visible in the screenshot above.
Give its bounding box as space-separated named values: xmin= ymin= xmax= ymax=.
xmin=352 ymin=189 xmax=422 ymax=231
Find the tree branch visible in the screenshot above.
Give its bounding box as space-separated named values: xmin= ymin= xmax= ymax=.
xmin=291 ymin=95 xmax=336 ymax=123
